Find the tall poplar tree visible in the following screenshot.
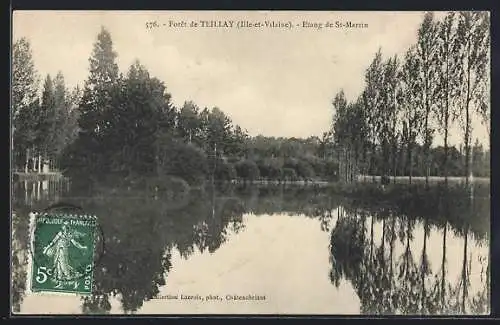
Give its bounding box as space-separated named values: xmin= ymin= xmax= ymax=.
xmin=415 ymin=12 xmax=439 ymax=187
xmin=37 ymin=74 xmax=57 ymax=171
xmin=51 ymin=72 xmax=76 ymax=168
xmin=12 ymin=37 xmax=39 ymax=171
xmin=363 ymin=49 xmax=384 ymax=181
xmin=433 ymin=12 xmax=461 ymax=184
xmin=381 ymin=55 xmax=401 ymax=182
xmin=400 ymin=46 xmax=423 ymax=184
xmin=455 ymin=11 xmax=490 ymax=184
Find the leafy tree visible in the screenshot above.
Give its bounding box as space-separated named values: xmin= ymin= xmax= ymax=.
xmin=107 ymin=61 xmax=174 ymax=176
xmin=44 ymin=74 xmax=83 ymax=171
xmin=303 ymin=155 xmax=326 ymax=177
xmin=79 ymin=26 xmax=119 ymax=136
xmin=363 ymin=49 xmax=385 ymax=182
xmin=12 ymin=38 xmax=39 ymax=124
xmin=14 ymin=99 xmax=40 ymax=172
xmin=214 ymin=158 xmax=237 ymax=181
xmin=318 ymin=131 xmax=333 ymax=159
xmin=381 ymin=55 xmax=402 ymax=182
xmin=433 ymin=12 xmax=461 ymax=183
xmin=332 ymin=91 xmax=368 ymax=183
xmin=37 ymin=74 xmax=58 ymax=169
xmin=415 ymin=11 xmax=440 ymax=186
xmin=70 ymin=26 xmax=121 ymax=177
xmin=332 ymin=90 xmax=351 ymax=182
xmin=224 ymin=125 xmax=249 ymax=159
xmin=156 ymin=136 xmax=208 ymax=185
xmin=454 ymin=12 xmax=490 ymax=184
xmin=208 ymin=107 xmax=233 ymax=155
xmin=177 ymin=101 xmax=202 ymax=144
xmin=235 ymin=159 xmax=260 ymax=181
xmin=257 ymin=158 xmax=282 ymax=180
xmin=283 ymin=158 xmax=315 ymax=180
xmin=12 ymin=37 xmax=40 ymax=171
xmin=51 ymin=72 xmax=70 ymax=165
xmin=400 ymin=45 xmax=424 ymax=184
xmin=472 ymin=139 xmax=488 ymax=177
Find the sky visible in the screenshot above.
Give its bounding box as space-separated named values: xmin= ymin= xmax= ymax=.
xmin=12 ymin=11 xmax=490 ymax=147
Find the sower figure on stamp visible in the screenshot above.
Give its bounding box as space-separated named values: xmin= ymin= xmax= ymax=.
xmin=43 ymin=221 xmax=88 ymax=287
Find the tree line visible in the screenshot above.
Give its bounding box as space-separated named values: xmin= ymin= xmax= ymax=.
xmin=12 ymin=13 xmax=490 ymax=186
xmin=330 ymin=11 xmax=490 ymax=185
xmin=12 ymin=27 xmax=340 ymax=185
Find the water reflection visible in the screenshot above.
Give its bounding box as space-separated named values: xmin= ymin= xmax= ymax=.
xmin=11 ymin=180 xmax=489 ymax=315
xmin=11 ymin=178 xmax=71 ymax=313
xmin=329 ymin=186 xmax=489 ymax=315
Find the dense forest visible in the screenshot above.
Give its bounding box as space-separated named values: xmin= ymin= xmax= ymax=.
xmin=11 ymin=11 xmax=490 ymax=188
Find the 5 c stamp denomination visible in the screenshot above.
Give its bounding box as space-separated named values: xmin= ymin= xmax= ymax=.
xmin=30 ymin=213 xmax=99 ymax=295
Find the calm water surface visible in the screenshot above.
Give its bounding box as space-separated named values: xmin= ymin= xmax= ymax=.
xmin=11 ymin=179 xmax=490 ymax=315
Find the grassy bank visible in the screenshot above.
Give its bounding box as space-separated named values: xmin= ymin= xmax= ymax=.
xmin=220 ymin=179 xmax=332 ymax=187
xmin=223 ymin=175 xmax=489 ymax=188
xmin=222 ymin=176 xmax=490 ymax=194
xmin=357 ymin=175 xmax=490 ymax=184
xmin=332 ymin=179 xmax=489 ymax=198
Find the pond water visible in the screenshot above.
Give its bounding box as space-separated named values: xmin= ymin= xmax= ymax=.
xmin=11 ymin=179 xmax=490 ymax=315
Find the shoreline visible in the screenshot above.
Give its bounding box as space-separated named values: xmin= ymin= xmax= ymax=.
xmin=220 ymin=175 xmax=489 ymax=186
xmin=13 ymin=172 xmax=65 ymax=182
xmin=12 ymin=172 xmax=489 ymax=187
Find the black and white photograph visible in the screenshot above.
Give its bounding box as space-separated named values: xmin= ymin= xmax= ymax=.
xmin=11 ymin=10 xmax=490 ymax=315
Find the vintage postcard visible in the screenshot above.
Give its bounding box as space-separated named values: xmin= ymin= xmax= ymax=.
xmin=11 ymin=10 xmax=490 ymax=315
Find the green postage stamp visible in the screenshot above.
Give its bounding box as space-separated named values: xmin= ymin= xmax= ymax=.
xmin=29 ymin=212 xmax=98 ymax=295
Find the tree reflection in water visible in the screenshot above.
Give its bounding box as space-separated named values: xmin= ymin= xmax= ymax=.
xmin=76 ymin=185 xmax=246 ymax=314
xmin=11 ymin=181 xmax=246 ymax=314
xmin=12 ymin=210 xmax=29 ymax=313
xmin=328 ymin=183 xmax=490 ymax=315
xmin=11 ymin=179 xmax=71 ymax=313
xmin=12 ymin=180 xmax=489 ymax=315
